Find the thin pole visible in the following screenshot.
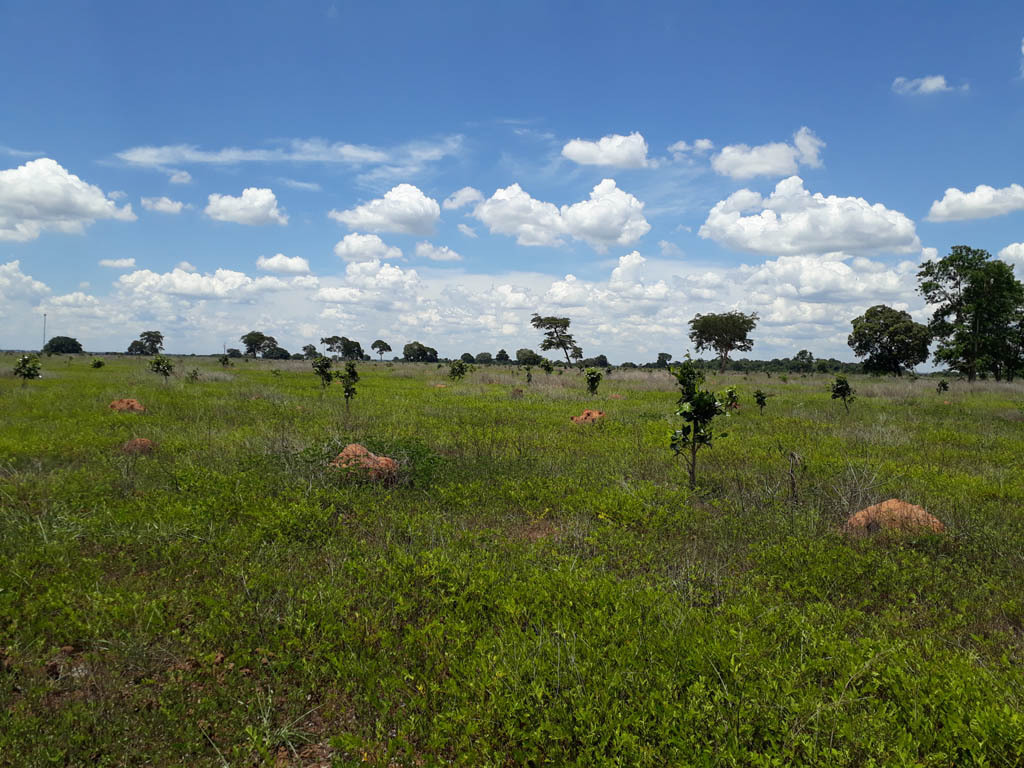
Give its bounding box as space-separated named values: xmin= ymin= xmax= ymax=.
xmin=42 ymin=313 xmax=47 ymax=350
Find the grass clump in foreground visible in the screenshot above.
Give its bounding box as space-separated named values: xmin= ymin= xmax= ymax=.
xmin=1 ymin=355 xmax=1023 ymax=766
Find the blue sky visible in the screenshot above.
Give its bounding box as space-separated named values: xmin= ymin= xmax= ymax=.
xmin=2 ymin=0 xmax=1023 ymax=361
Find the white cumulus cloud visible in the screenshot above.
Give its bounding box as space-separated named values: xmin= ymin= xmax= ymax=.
xmin=99 ymin=258 xmax=137 ymax=269
xmin=561 ymin=132 xmax=651 ymax=168
xmin=333 ymin=232 xmax=403 ymax=262
xmin=998 ymin=242 xmax=1024 ymax=265
xmin=329 ymin=184 xmax=439 ymax=235
xmin=473 ymin=179 xmax=650 ymax=251
xmin=256 ymin=253 xmax=310 ymax=274
xmin=141 ymin=196 xmax=185 ymax=214
xmin=0 ymin=260 xmax=50 ymax=304
xmin=415 ymin=242 xmax=462 ymax=261
xmin=699 ymin=176 xmax=920 ymax=256
xmin=457 ymin=223 xmax=477 ymax=238
xmin=204 ymin=187 xmax=287 ymax=226
xmin=0 ymin=158 xmax=136 ymax=241
xmin=711 ymin=127 xmax=824 ymax=180
xmin=117 ymin=267 xmax=290 ymax=299
xmin=892 ymin=75 xmax=966 ymax=95
xmin=927 ymin=183 xmax=1024 ymax=221
xmin=443 ymin=186 xmax=483 ymax=210
xmin=668 ymin=139 xmax=714 ymax=160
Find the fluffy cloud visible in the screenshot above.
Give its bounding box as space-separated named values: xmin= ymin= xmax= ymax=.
xmin=0 ymin=158 xmax=136 ymax=241
xmin=415 ymin=242 xmax=462 ymax=261
xmin=561 ymin=132 xmax=651 ymax=168
xmin=204 ymin=187 xmax=287 ymax=225
xmin=473 ymin=179 xmax=650 ymax=251
xmin=329 ymin=184 xmax=439 ymax=235
xmin=998 ymin=242 xmax=1024 ymax=265
xmin=668 ymin=139 xmax=714 ymax=160
xmin=141 ymin=196 xmax=185 ymax=214
xmin=457 ymin=223 xmax=477 ymax=238
xmin=99 ymin=258 xmax=137 ymax=269
xmin=117 ymin=267 xmax=290 ymax=299
xmin=927 ymin=183 xmax=1024 ymax=221
xmin=892 ymin=75 xmax=966 ymax=95
xmin=699 ymin=176 xmax=920 ymax=256
xmin=443 ymin=186 xmax=483 ymax=210
xmin=344 ymin=259 xmax=420 ymax=293
xmin=711 ymin=127 xmax=824 ymax=180
xmin=333 ymin=233 xmax=403 ymax=262
xmin=169 ymin=170 xmax=192 ymax=184
xmin=256 ymin=253 xmax=310 ymax=274
xmin=0 ymin=260 xmax=49 ymax=304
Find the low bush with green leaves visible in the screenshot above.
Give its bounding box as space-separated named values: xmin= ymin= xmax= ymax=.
xmin=12 ymin=354 xmax=41 ymax=384
xmin=584 ymin=367 xmax=602 ymax=395
xmin=90 ymin=358 xmax=105 ymax=369
xmin=148 ymin=354 xmax=174 ymax=381
xmin=448 ymin=359 xmax=468 ymax=381
xmin=831 ymin=374 xmax=856 ymax=411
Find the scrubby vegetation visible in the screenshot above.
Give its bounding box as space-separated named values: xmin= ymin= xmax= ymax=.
xmin=1 ymin=356 xmax=1023 ymax=765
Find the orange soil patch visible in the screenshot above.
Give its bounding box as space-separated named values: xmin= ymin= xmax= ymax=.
xmin=608 ymin=394 xmax=624 ymax=400
xmin=846 ymin=498 xmax=944 ymax=535
xmin=515 ymin=519 xmax=561 ymax=542
xmin=120 ymin=438 xmax=156 ymax=455
xmin=433 ymin=383 xmax=448 ymax=388
xmin=109 ymin=398 xmax=145 ymax=412
xmin=329 ymin=443 xmax=398 ymax=482
xmin=571 ymin=409 xmax=605 ymax=424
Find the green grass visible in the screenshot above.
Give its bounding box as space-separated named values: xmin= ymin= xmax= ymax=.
xmin=1 ymin=354 xmax=1023 ymax=766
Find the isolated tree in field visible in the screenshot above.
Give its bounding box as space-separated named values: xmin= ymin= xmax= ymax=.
xmin=371 ymin=339 xmax=391 ymax=360
xmin=126 ymin=340 xmax=147 ymax=355
xmin=830 ymin=374 xmax=855 ymax=411
xmin=918 ymin=245 xmax=1024 ymax=381
xmin=688 ymin=311 xmax=758 ymax=373
xmin=475 ymin=352 xmax=493 ymax=365
xmin=402 ymin=341 xmax=438 ymax=363
xmin=339 ymin=337 xmax=364 ymax=360
xmin=301 ymin=344 xmax=319 ymax=360
xmin=42 ymin=336 xmax=82 ymax=355
xmin=312 ymin=356 xmax=333 ymax=389
xmin=670 ymin=357 xmax=728 ymax=490
xmin=584 ymin=367 xmax=602 ymax=395
xmin=656 ymin=352 xmax=672 ymax=368
xmin=320 ymin=335 xmax=344 ymax=355
xmin=138 ymin=331 xmax=165 ymax=355
xmin=495 ymin=349 xmax=510 ymax=364
xmin=240 ymin=331 xmax=278 ymax=357
xmin=149 ymin=355 xmax=173 ymax=382
xmin=793 ymin=349 xmax=815 ymax=373
xmin=226 ymin=347 xmax=242 ymax=358
xmin=13 ymin=354 xmax=41 ymax=385
xmin=448 ymin=359 xmax=468 ymax=381
xmin=262 ymin=345 xmax=291 ymax=360
xmin=516 ymin=348 xmax=544 ymax=366
xmin=460 ymin=352 xmax=475 ymax=364
xmin=336 ymin=362 xmax=358 ymax=411
xmin=847 ymin=304 xmax=931 ymax=376
xmin=531 ymin=313 xmax=583 ymax=367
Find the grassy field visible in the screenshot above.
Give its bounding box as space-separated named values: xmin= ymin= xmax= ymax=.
xmin=2 ymin=355 xmax=1023 ymax=767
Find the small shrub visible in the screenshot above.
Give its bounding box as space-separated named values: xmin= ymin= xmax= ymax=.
xmin=754 ymin=389 xmax=771 ymax=414
xmin=185 ymin=368 xmax=200 ymax=383
xmin=448 ymin=359 xmax=468 ymax=381
xmin=539 ymin=359 xmax=553 ymax=375
xmin=524 ymin=365 xmax=533 ymax=384
xmin=90 ymin=358 xmax=105 ymax=369
xmin=218 ymin=354 xmax=231 ymax=367
xmin=584 ymin=367 xmax=602 ymax=395
xmin=13 ymin=354 xmax=41 ymax=385
xmin=312 ymin=356 xmax=333 ymax=388
xmin=344 ymin=361 xmax=359 ymax=383
xmin=830 ymin=374 xmax=856 ymax=411
xmin=723 ymin=385 xmax=740 ymax=410
xmin=936 ymin=378 xmax=949 ymax=394
xmin=335 ymin=365 xmax=358 ymax=410
xmin=148 ymin=355 xmax=173 ymax=382
xmin=670 ymin=358 xmax=728 ymax=490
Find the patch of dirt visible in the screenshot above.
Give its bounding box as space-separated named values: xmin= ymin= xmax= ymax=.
xmin=846 ymin=498 xmax=945 ymax=535
xmin=433 ymin=383 xmax=447 ymax=388
xmin=571 ymin=409 xmax=605 ymax=424
xmin=109 ymin=398 xmax=145 ymax=412
xmin=120 ymin=438 xmax=156 ymax=455
xmin=329 ymin=444 xmax=398 ymax=482
xmin=608 ymin=394 xmax=624 ymax=400
xmin=509 ymin=388 xmax=524 ymax=399
xmin=514 ymin=519 xmax=561 ymax=542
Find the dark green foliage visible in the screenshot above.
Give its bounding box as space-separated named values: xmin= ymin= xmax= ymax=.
xmin=723 ymin=385 xmax=739 ymax=409
xmin=918 ymin=245 xmax=1024 ymax=381
xmin=138 ymin=330 xmax=164 ymax=355
xmin=754 ymin=389 xmax=771 ymax=414
xmin=218 ymin=354 xmax=231 ymax=367
xmin=403 ymin=341 xmax=438 ymax=362
xmin=343 ymin=361 xmax=359 ymax=383
xmin=448 ymin=359 xmax=468 ymax=381
xmin=148 ymin=354 xmax=173 ymax=381
xmin=688 ymin=311 xmax=759 ymax=372
xmin=371 ymin=339 xmax=392 ymax=360
xmin=656 ymin=352 xmax=672 ymax=368
xmin=793 ymin=349 xmax=814 ymax=373
xmin=334 ymin=363 xmax=358 ymax=409
xmin=226 ymin=347 xmax=242 ymax=358
xmin=539 ymin=359 xmax=554 ymax=375
xmin=13 ymin=353 xmax=41 ymax=383
xmin=240 ymin=331 xmax=277 ymax=357
xmin=830 ymin=374 xmax=855 ymax=411
xmin=936 ymin=378 xmax=949 ymax=393
xmin=495 ymin=348 xmax=510 ymax=364
xmin=670 ymin=362 xmax=728 ymax=489
xmin=301 ymin=344 xmax=319 ymax=360
xmin=584 ymin=367 xmax=602 ymax=395
xmin=848 ymin=304 xmax=931 ymax=376
xmin=185 ymin=368 xmax=200 ymax=383
xmin=531 ymin=313 xmax=583 ymax=367
xmin=90 ymin=358 xmax=105 ymax=369
xmin=311 ymin=356 xmax=333 ymax=388
xmin=42 ymin=335 xmax=82 ymax=355
xmin=262 ymin=345 xmax=291 ymax=360
xmin=125 ymin=339 xmax=147 ymax=355
xmin=515 ymin=348 xmax=544 ymax=366
xmin=474 ymin=352 xmax=493 ymax=365
xmin=459 ymin=352 xmax=475 ymax=364
xmin=524 ymin=365 xmax=533 ymax=384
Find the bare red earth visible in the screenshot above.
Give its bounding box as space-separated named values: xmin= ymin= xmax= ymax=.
xmin=329 ymin=443 xmax=398 ymax=482
xmin=109 ymin=398 xmax=145 ymax=412
xmin=120 ymin=438 xmax=156 ymax=455
xmin=571 ymin=409 xmax=605 ymax=424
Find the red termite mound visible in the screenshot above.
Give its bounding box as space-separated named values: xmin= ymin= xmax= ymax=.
xmin=571 ymin=409 xmax=605 ymax=425
xmin=846 ymin=499 xmax=944 ymax=535
xmin=109 ymin=398 xmax=145 ymax=412
xmin=329 ymin=443 xmax=398 ymax=482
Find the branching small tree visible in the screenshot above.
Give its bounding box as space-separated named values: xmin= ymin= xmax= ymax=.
xmin=149 ymin=355 xmax=173 ymax=382
xmin=688 ymin=311 xmax=759 ymax=372
xmin=531 ymin=313 xmax=583 ymax=368
xmin=335 ymin=363 xmax=358 ymax=411
xmin=371 ymin=339 xmax=392 ymax=360
xmin=13 ymin=354 xmax=41 ymax=385
xmin=670 ymin=358 xmax=728 ymax=490
xmin=448 ymin=359 xmax=468 ymax=381
xmin=848 ymin=304 xmax=930 ymax=376
xmin=584 ymin=367 xmax=602 ymax=395
xmin=831 ymin=374 xmax=855 ymax=412
xmin=754 ymin=389 xmax=771 ymax=415
xmin=312 ymin=356 xmax=333 ymax=389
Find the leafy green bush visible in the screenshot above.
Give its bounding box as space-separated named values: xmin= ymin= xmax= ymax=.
xmin=830 ymin=374 xmax=856 ymax=411
xmin=148 ymin=355 xmax=173 ymax=381
xmin=90 ymin=358 xmax=105 ymax=369
xmin=584 ymin=367 xmax=602 ymax=395
xmin=448 ymin=359 xmax=468 ymax=381
xmin=13 ymin=354 xmax=41 ymax=384
xmin=754 ymin=389 xmax=771 ymax=414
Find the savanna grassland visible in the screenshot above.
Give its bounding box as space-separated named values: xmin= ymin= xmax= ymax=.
xmin=2 ymin=355 xmax=1023 ymax=767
